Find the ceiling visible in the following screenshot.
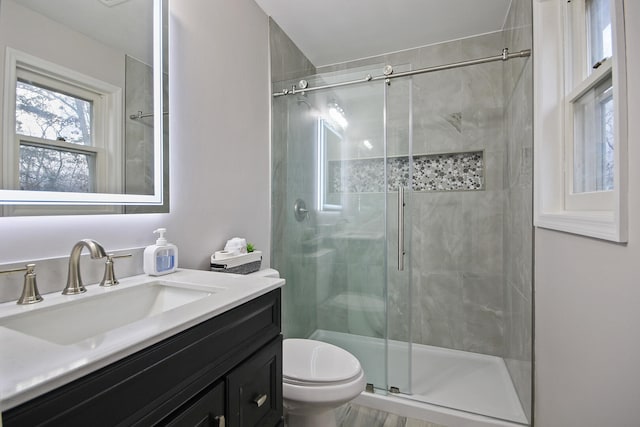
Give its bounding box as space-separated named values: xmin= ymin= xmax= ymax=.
xmin=15 ymin=0 xmax=154 ymax=65
xmin=253 ymin=0 xmax=513 ymax=67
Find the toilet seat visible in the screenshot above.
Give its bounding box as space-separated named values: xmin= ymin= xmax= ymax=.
xmin=282 ymin=339 xmax=366 ymax=408
xmin=283 ymin=369 xmax=365 ymax=405
xmin=283 ymin=375 xmax=360 ymax=387
xmin=283 ymin=339 xmax=362 ymax=384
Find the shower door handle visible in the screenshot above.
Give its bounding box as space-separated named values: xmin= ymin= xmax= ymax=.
xmin=398 ymin=187 xmax=405 ymax=271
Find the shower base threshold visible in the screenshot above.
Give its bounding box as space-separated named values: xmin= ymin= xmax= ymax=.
xmin=310 ymin=329 xmax=528 ymax=426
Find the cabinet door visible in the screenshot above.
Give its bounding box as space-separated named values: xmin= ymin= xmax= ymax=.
xmin=162 ymin=382 xmax=225 ymax=427
xmin=227 ymin=336 xmax=283 ymax=427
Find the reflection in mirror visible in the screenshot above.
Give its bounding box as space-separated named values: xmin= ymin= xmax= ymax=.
xmin=317 ymin=119 xmax=342 ymax=211
xmin=0 ymin=0 xmax=168 ymax=214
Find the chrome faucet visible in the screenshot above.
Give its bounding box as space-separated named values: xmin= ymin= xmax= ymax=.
xmin=62 ymin=239 xmax=107 ymax=295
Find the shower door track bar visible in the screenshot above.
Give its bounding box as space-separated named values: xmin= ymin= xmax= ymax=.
xmin=272 ymin=48 xmax=531 ymax=97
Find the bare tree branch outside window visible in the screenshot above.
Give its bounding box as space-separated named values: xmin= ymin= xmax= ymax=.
xmin=15 ymin=80 xmax=93 ymax=192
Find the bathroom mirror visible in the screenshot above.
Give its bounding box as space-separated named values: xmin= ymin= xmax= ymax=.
xmin=0 ymin=0 xmax=168 ymax=214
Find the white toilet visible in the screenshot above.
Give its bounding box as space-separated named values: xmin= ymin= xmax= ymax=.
xmin=249 ymin=269 xmax=366 ymax=427
xmin=282 ymin=338 xmax=366 ymax=427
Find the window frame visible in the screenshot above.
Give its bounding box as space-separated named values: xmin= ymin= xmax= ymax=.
xmin=3 ymin=48 xmax=122 ymax=193
xmin=2 ymin=48 xmax=123 ymax=215
xmin=564 ymin=0 xmax=614 ymax=210
xmin=13 ymin=68 xmax=106 ymax=193
xmin=564 ymin=58 xmax=614 ymax=210
xmin=533 ymin=0 xmax=628 ymax=242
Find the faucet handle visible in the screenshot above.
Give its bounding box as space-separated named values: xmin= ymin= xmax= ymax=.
xmin=0 ymin=264 xmax=43 ymax=305
xmin=100 ymin=254 xmax=132 ymax=287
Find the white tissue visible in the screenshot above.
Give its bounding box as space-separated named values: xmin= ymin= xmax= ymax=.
xmin=214 ymin=250 xmax=235 ymax=260
xmin=223 ymin=237 xmax=247 ymax=255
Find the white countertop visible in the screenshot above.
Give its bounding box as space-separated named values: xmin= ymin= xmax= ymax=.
xmin=0 ymin=269 xmax=284 ymax=411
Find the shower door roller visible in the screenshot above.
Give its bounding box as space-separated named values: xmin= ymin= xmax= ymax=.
xmin=293 ymin=199 xmax=309 ymax=222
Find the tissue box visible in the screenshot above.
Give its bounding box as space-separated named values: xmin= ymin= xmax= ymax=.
xmin=210 ymin=251 xmax=262 ymax=274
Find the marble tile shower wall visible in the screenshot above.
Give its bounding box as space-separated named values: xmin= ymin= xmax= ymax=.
xmin=502 ymin=0 xmax=533 ymax=421
xmin=269 ymin=20 xmax=318 ymax=339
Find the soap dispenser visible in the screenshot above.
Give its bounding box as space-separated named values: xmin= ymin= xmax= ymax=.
xmin=144 ymin=228 xmax=178 ymax=276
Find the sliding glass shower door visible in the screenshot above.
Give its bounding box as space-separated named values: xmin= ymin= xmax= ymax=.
xmin=383 ymin=54 xmax=531 ymax=423
xmin=384 ymin=73 xmax=413 ymax=395
xmin=271 ymin=64 xmax=412 ymax=395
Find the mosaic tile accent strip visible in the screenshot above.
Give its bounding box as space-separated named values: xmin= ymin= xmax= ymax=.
xmin=329 ymin=158 xmax=385 ymax=193
xmin=413 ymin=151 xmax=484 ymax=191
xmin=328 ymin=151 xmax=483 ymax=193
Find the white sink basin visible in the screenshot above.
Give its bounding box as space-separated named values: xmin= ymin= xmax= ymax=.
xmin=0 ymin=282 xmax=212 ymax=345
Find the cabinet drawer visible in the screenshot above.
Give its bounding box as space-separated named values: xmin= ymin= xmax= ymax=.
xmin=228 ymin=336 xmax=283 ymax=427
xmin=162 ymin=381 xmax=225 ymax=427
xmin=4 ymin=289 xmax=281 ymax=427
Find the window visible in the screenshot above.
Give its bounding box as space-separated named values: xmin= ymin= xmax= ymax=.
xmin=2 ymin=48 xmax=122 ymax=199
xmin=586 ymin=0 xmax=612 ymax=68
xmin=571 ymin=74 xmax=613 ymax=194
xmin=533 ymin=0 xmax=627 ymax=241
xmin=15 ymin=69 xmax=102 ymax=193
xmin=564 ymin=0 xmax=616 ymax=211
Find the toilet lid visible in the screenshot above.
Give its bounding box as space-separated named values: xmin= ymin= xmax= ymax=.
xmin=283 ymin=339 xmax=362 ymax=383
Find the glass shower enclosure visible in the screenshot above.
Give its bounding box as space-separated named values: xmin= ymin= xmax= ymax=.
xmin=271 ymin=40 xmax=532 ymax=424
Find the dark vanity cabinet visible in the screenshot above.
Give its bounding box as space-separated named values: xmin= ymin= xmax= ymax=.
xmin=3 ymin=289 xmax=283 ymax=427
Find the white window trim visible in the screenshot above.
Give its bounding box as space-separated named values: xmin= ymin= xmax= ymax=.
xmin=2 ymin=47 xmax=123 ymax=215
xmin=533 ymin=0 xmax=628 ymax=242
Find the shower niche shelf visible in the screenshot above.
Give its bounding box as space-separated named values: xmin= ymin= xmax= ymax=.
xmin=328 ymin=150 xmax=484 ymax=193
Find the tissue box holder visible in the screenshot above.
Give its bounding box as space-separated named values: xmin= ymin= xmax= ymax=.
xmin=210 ymin=251 xmax=262 ymax=275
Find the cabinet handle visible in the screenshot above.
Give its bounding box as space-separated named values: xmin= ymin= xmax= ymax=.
xmin=214 ymin=415 xmax=225 ymax=427
xmin=253 ymin=393 xmax=268 ymax=407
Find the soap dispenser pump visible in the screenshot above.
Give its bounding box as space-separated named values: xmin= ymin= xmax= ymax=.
xmin=144 ymin=228 xmax=178 ymax=276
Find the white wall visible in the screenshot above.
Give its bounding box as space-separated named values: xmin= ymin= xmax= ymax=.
xmin=0 ymin=0 xmax=270 ymax=271
xmin=168 ymin=0 xmax=270 ymax=268
xmin=0 ymin=0 xmax=126 ymax=104
xmin=534 ymin=2 xmax=640 ymax=426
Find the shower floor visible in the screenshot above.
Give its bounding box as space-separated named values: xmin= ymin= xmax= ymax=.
xmin=310 ymin=329 xmax=528 ymax=425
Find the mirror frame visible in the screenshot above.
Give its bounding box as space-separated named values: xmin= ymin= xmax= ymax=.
xmin=0 ymin=0 xmax=164 ymax=206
